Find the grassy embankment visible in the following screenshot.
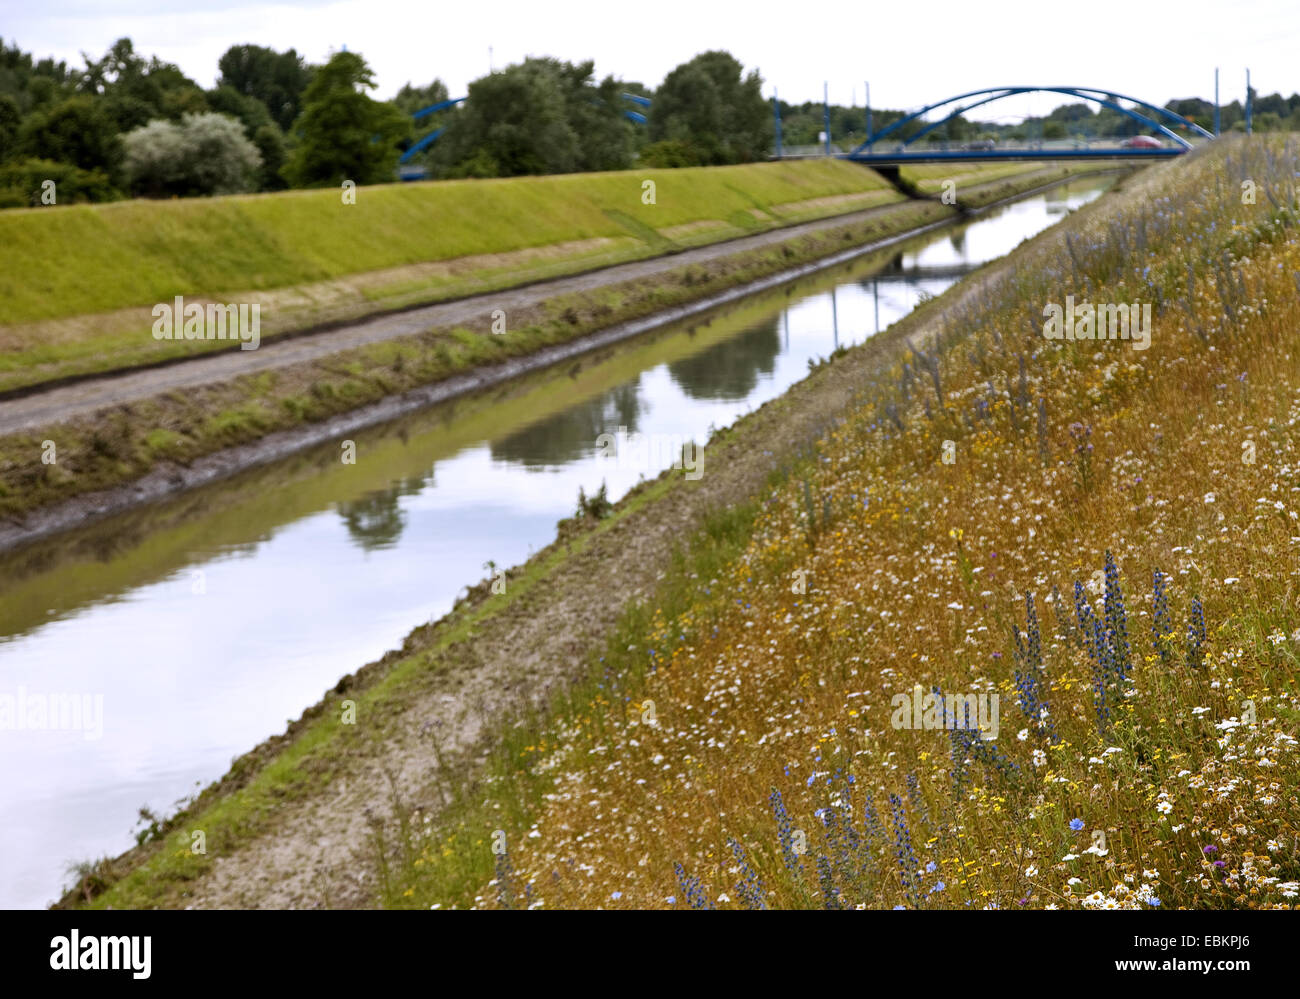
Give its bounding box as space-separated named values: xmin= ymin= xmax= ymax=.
xmin=361 ymin=134 xmax=1300 ymax=910
xmin=0 ymin=163 xmax=1085 ymax=525
xmin=1 ymin=159 xmax=907 ymax=391
xmin=901 ymin=160 xmax=1103 ymax=202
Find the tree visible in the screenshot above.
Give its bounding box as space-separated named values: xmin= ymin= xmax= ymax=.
xmin=207 ymin=84 xmax=286 ymax=189
xmin=122 ymin=112 xmax=261 ymax=197
xmin=0 ymin=94 xmax=19 ymax=159
xmin=649 ymin=51 xmax=769 ymax=165
xmin=432 ymin=58 xmax=632 ymax=178
xmin=392 ymin=78 xmax=452 ymax=169
xmin=281 ymin=51 xmax=407 ymax=187
xmin=251 ymin=123 xmax=287 ymax=190
xmin=18 ymin=96 xmax=123 ymax=179
xmin=217 ymin=44 xmax=313 ymax=132
xmin=0 ymin=37 xmax=76 ymax=113
xmin=392 ymin=79 xmax=450 ymax=116
xmin=79 ymin=38 xmax=207 ymax=125
xmin=0 ymin=157 xmax=119 ymax=207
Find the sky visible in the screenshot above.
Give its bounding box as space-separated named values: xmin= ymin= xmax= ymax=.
xmin=6 ymin=0 xmax=1300 ymax=119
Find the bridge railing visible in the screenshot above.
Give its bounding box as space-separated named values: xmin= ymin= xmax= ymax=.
xmin=773 ymin=135 xmax=1210 ymax=159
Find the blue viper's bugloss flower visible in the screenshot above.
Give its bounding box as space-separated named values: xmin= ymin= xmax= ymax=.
xmin=1013 ymin=592 xmax=1057 ymax=742
xmin=817 ymin=854 xmax=842 ymax=910
xmin=769 ymin=788 xmax=800 ymax=873
xmin=1187 ymin=596 xmax=1207 ymax=668
xmin=889 ymin=793 xmax=922 ymax=908
xmin=1103 ymin=551 xmax=1132 ymax=680
xmin=1069 ymin=818 xmax=1085 ymax=832
xmin=728 ymin=838 xmax=767 ymax=911
xmin=673 ymin=861 xmax=715 ymax=910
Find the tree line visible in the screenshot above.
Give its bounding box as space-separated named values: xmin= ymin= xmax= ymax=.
xmin=2 ymin=35 xmax=1297 ymax=207
xmin=0 ymin=38 xmax=776 ymax=206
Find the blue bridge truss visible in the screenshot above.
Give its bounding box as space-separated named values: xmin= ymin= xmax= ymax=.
xmin=842 ymin=86 xmax=1212 ymax=164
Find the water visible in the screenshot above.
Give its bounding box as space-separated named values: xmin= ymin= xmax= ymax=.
xmin=0 ymin=176 xmax=1112 ymax=908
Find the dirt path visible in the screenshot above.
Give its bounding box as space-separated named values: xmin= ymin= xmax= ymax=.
xmin=0 ymin=200 xmax=931 ymax=437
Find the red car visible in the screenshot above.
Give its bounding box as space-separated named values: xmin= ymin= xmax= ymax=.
xmin=1121 ymin=135 xmax=1164 ymax=149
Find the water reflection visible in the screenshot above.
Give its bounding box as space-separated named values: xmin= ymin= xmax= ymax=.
xmin=337 ymin=476 xmax=426 ymax=551
xmin=667 ymin=316 xmax=783 ymax=401
xmin=490 ymin=381 xmax=645 ymax=468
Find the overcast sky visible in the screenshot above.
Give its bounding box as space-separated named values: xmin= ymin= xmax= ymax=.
xmin=7 ymin=0 xmax=1300 ymax=118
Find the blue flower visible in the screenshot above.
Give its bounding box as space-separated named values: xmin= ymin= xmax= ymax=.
xmin=1145 ymin=896 xmax=1161 ymax=907
xmin=925 ymin=861 xmax=937 ymax=873
xmin=1069 ymin=818 xmax=1085 ymax=832
xmin=611 ymin=891 xmax=622 ymax=900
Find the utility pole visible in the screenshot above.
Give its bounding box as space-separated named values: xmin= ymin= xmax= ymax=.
xmin=1214 ymin=68 xmax=1220 ymax=137
xmin=1245 ymin=68 xmax=1252 ymax=134
xmin=489 ymin=46 xmax=493 ymax=73
xmin=865 ymin=81 xmax=872 ymax=148
xmin=773 ymin=90 xmax=783 ymax=158
xmin=823 ymin=81 xmax=831 ymax=156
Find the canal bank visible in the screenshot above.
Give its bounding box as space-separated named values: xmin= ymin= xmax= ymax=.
xmin=12 ymin=172 xmax=1145 ymax=911
xmin=0 ymin=164 xmax=1117 ymax=552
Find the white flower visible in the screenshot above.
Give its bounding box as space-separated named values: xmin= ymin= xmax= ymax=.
xmin=1025 ymin=865 xmax=1039 ymax=878
xmin=1017 ymin=729 xmax=1029 ymax=742
xmin=1156 ymin=800 xmax=1174 ymax=815
xmin=1032 ymin=749 xmax=1047 ymax=767
xmin=1204 ymin=492 xmax=1216 ymax=503
xmin=1224 ymin=577 xmax=1240 ymax=585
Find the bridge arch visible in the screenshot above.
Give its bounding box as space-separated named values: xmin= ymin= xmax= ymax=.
xmin=851 ymin=87 xmax=1212 ymax=155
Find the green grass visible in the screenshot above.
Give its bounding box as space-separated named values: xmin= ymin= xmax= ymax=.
xmin=0 ymin=160 xmax=893 ymax=326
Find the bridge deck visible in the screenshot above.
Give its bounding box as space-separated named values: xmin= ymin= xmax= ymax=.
xmin=843 ymin=147 xmax=1185 ymax=164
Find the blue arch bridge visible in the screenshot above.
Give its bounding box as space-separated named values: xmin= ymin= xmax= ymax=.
xmin=774 ymin=86 xmax=1216 ymax=165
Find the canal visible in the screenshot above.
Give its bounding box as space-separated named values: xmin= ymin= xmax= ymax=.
xmin=0 ymin=175 xmax=1113 ymax=908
